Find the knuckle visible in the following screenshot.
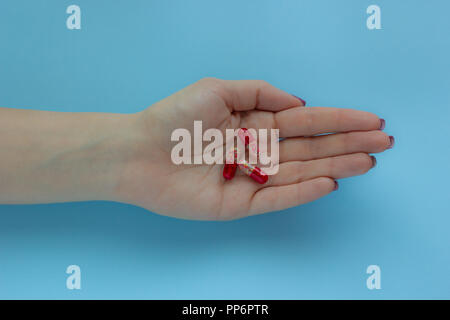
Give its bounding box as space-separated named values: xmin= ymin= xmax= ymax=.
xmin=335 ymin=108 xmax=345 ymax=128
xmin=280 ymin=140 xmax=291 ymax=161
xmin=196 ymin=77 xmax=221 ymax=88
xmin=327 ymin=156 xmax=338 ymax=176
xmin=302 ymin=108 xmax=315 ymax=133
xmin=341 ymin=132 xmax=353 ymax=152
xmin=295 ymin=182 xmax=305 ymax=202
xmin=293 ymin=161 xmax=307 ymax=181
xmin=194 ymin=77 xmax=226 ymax=101
xmin=304 ymin=137 xmax=317 ymax=158
xmin=256 ymin=79 xmax=270 ymax=88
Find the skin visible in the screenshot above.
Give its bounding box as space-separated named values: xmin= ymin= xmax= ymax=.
xmin=0 ymin=78 xmax=393 ymax=220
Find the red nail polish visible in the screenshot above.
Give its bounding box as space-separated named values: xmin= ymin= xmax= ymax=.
xmin=333 ymin=180 xmax=339 ymax=191
xmin=370 ymin=156 xmax=377 ymax=168
xmin=292 ymin=94 xmax=306 ymax=106
xmin=388 ymin=136 xmax=395 ymax=149
xmin=239 ymin=161 xmax=268 ymax=184
xmin=379 ymin=119 xmax=386 ymax=130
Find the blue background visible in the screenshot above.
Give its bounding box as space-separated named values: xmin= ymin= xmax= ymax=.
xmin=0 ymin=0 xmax=449 ymax=299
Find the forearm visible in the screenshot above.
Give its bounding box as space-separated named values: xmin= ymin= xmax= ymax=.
xmin=0 ymin=107 xmax=139 ymax=204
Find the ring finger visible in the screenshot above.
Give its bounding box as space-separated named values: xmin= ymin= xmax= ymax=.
xmin=265 ymin=153 xmax=376 ymax=187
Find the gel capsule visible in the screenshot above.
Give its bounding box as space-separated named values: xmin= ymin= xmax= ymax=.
xmin=238 ymin=128 xmax=252 ymax=145
xmin=238 ymin=161 xmax=268 ymax=184
xmin=238 ymin=128 xmax=259 ymax=155
xmin=223 ymin=147 xmax=238 ymax=180
xmin=223 ymin=163 xmax=238 ymax=180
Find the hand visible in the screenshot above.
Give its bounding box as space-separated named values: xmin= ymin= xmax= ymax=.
xmin=114 ymin=78 xmax=394 ymax=220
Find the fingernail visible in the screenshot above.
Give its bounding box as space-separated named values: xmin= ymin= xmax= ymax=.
xmin=371 ymin=156 xmax=377 ymax=168
xmin=388 ymin=136 xmax=395 ymax=149
xmin=292 ymin=94 xmax=306 ymax=106
xmin=333 ymin=180 xmax=339 ymax=191
xmin=379 ymin=119 xmax=385 ymax=130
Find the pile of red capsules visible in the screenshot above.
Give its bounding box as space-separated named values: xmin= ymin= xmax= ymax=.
xmin=223 ymin=128 xmax=269 ymax=184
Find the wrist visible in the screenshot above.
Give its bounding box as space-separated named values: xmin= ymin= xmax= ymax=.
xmin=87 ymin=112 xmax=144 ymax=202
xmin=107 ymin=107 xmax=167 ymax=208
xmin=40 ymin=111 xmax=145 ymax=203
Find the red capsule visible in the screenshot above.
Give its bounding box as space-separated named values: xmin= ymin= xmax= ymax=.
xmin=238 ymin=128 xmax=251 ymax=145
xmin=223 ymin=163 xmax=238 ymax=180
xmin=238 ymin=161 xmax=268 ymax=184
xmin=238 ymin=128 xmax=260 ymax=155
xmin=223 ymin=129 xmax=268 ymax=184
xmin=223 ymin=147 xmax=238 ymax=180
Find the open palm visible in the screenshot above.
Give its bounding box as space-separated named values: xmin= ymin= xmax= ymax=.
xmin=115 ymin=78 xmax=392 ymax=220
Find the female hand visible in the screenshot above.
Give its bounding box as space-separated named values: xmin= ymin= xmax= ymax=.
xmin=114 ymin=78 xmax=394 ymax=220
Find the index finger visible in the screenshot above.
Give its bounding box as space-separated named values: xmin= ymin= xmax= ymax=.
xmin=204 ymin=79 xmax=304 ymax=112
